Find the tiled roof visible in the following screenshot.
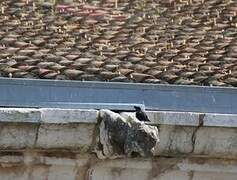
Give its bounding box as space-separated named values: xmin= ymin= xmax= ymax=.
xmin=0 ymin=0 xmax=237 ymax=86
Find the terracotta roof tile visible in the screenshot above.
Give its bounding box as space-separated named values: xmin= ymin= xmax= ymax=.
xmin=0 ymin=0 xmax=236 ymax=86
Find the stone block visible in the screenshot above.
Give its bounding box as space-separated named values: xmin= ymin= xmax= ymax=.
xmin=0 ymin=108 xmax=40 ymax=123
xmin=154 ymin=125 xmax=194 ymax=155
xmin=0 ymin=124 xmax=37 ymax=149
xmin=194 ymin=127 xmax=237 ymax=157
xmin=36 ymin=124 xmax=95 ymax=151
xmin=41 ymin=108 xmax=98 ymax=124
xmin=203 ymin=114 xmax=237 ymax=127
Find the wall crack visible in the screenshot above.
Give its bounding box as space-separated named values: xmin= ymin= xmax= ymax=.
xmin=33 ymin=123 xmax=41 ymax=148
xmin=190 ymin=114 xmax=205 ymax=153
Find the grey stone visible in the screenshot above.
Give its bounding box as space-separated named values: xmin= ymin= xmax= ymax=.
xmin=194 ymin=127 xmax=237 ymax=157
xmin=36 ymin=124 xmax=95 ymax=151
xmin=0 ymin=108 xmax=40 ymax=123
xmin=0 ymin=123 xmax=37 ymax=149
xmin=147 ymin=111 xmax=200 ymax=126
xmin=40 ymin=108 xmax=98 ymax=124
xmin=203 ymin=113 xmax=237 ymax=127
xmin=95 ymin=110 xmax=159 ymax=159
xmin=154 ymin=125 xmax=194 ymax=155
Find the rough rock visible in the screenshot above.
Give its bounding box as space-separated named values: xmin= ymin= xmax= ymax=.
xmin=94 ymin=110 xmax=159 ymax=159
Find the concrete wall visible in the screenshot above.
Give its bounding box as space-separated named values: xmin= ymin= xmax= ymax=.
xmin=0 ymin=108 xmax=236 ymax=180
xmin=0 ymin=152 xmax=236 ymax=180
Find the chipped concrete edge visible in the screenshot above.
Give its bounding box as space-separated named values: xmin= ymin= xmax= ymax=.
xmin=0 ymin=108 xmax=98 ymax=124
xmin=0 ymin=108 xmax=236 ymax=127
xmin=0 ymin=108 xmax=236 ymax=159
xmin=146 ymin=111 xmax=237 ymax=127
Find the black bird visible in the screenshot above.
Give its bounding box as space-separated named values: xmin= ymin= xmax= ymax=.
xmin=134 ymin=106 xmax=150 ymax=122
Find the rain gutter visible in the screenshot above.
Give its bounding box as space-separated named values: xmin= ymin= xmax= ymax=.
xmin=0 ymin=77 xmax=236 ymax=114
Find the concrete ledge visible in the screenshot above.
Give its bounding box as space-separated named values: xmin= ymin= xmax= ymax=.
xmin=147 ymin=111 xmax=200 ymax=126
xmin=0 ymin=108 xmax=236 ymax=159
xmin=0 ymin=108 xmax=236 ymax=127
xmin=203 ymin=113 xmax=237 ymax=127
xmin=40 ymin=108 xmax=98 ymax=124
xmin=147 ymin=111 xmax=237 ymax=127
xmin=0 ymin=108 xmax=98 ymax=124
xmin=0 ymin=108 xmax=41 ymax=123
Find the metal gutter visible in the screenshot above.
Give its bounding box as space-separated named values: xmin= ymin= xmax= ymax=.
xmin=0 ymin=77 xmax=236 ymax=114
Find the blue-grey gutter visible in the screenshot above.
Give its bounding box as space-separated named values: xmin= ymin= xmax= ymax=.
xmin=0 ymin=77 xmax=236 ymax=114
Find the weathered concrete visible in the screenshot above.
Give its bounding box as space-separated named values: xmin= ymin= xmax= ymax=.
xmin=0 ymin=108 xmax=236 ymax=126
xmin=95 ymin=110 xmax=159 ymax=159
xmin=0 ymin=123 xmax=95 ymax=152
xmin=0 ymin=108 xmax=236 ymax=179
xmin=0 ymin=122 xmax=235 ymax=159
xmin=154 ymin=125 xmax=195 ymax=155
xmin=0 ymin=108 xmax=98 ymax=124
xmin=0 ymin=123 xmax=37 ymax=149
xmin=36 ymin=124 xmax=95 ymax=151
xmin=153 ymin=125 xmax=237 ymax=158
xmin=0 ymin=108 xmax=236 ymax=158
xmin=146 ymin=111 xmax=237 ymax=127
xmin=90 ymin=158 xmax=237 ymax=180
xmin=203 ymin=113 xmax=237 ymax=127
xmin=0 ymin=108 xmax=40 ymax=123
xmin=194 ymin=127 xmax=237 ymax=158
xmin=0 ymin=151 xmax=236 ymax=180
xmin=41 ymin=108 xmax=98 ymax=124
xmin=147 ymin=111 xmax=200 ymax=126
